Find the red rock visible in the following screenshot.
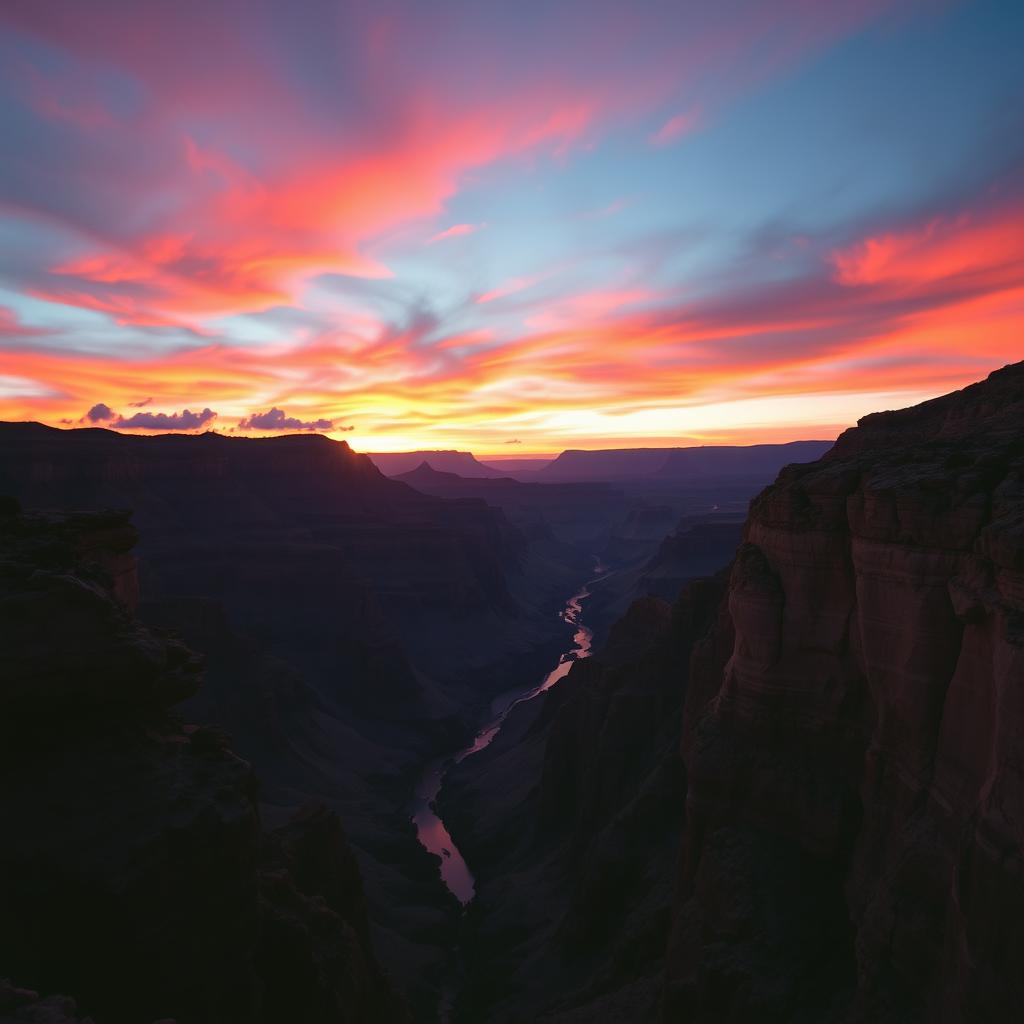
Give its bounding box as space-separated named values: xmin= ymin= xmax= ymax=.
xmin=667 ymin=361 xmax=1024 ymax=1022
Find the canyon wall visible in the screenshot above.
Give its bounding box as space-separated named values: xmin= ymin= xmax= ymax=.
xmin=0 ymin=503 xmax=406 ymax=1023
xmin=0 ymin=423 xmax=584 ymax=1015
xmin=439 ymin=577 xmax=729 ymax=1023
xmin=441 ymin=362 xmax=1022 ymax=1023
xmin=667 ymin=360 xmax=1024 ymax=1021
xmin=3 ymin=361 xmax=1019 ymax=1022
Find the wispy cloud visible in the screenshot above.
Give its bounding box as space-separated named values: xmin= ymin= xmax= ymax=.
xmin=476 ymin=272 xmax=551 ymax=304
xmin=1 ymin=0 xmax=1019 ymax=451
xmin=650 ymin=108 xmax=700 ymax=147
xmin=428 ymin=223 xmax=485 ymax=244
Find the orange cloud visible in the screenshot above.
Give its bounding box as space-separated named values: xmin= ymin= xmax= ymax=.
xmin=6 ymin=185 xmax=1023 ymax=453
xmin=525 ymin=287 xmax=658 ymax=329
xmin=28 ymin=94 xmax=601 ymax=326
xmin=2 ymin=1 xmax=1020 ymax=453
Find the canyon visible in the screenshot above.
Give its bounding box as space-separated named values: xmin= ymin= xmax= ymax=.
xmin=439 ymin=360 xmax=1024 ymax=1022
xmin=0 ymin=424 xmax=597 ymax=1017
xmin=1 ymin=362 xmax=1021 ymax=1022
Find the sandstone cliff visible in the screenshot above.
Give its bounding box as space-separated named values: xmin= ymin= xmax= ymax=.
xmin=0 ymin=503 xmax=406 ymax=1023
xmin=667 ymin=360 xmax=1024 ymax=1022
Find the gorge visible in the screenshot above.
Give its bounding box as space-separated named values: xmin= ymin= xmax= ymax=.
xmin=412 ymin=574 xmax=600 ymax=907
xmin=3 ymin=4 xmax=1022 ymax=1020
xmin=437 ymin=360 xmax=1024 ymax=1022
xmin=1 ymin=362 xmax=1022 ymax=1023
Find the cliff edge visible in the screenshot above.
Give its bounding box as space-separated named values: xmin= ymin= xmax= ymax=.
xmin=435 ymin=362 xmax=1023 ymax=1023
xmin=668 ymin=360 xmax=1024 ymax=1021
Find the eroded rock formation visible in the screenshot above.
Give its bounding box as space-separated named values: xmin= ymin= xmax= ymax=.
xmin=440 ymin=362 xmax=1023 ymax=1023
xmin=668 ymin=360 xmax=1024 ymax=1022
xmin=0 ymin=424 xmax=584 ymax=1013
xmin=439 ymin=579 xmax=727 ymax=1023
xmin=0 ymin=503 xmax=406 ymax=1024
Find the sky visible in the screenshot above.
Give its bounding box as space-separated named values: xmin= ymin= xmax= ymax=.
xmin=0 ymin=0 xmax=1022 ymax=455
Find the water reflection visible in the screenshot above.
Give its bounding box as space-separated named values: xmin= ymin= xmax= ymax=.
xmin=457 ymin=586 xmax=594 ymax=764
xmin=411 ymin=757 xmax=475 ymax=904
xmin=410 ymin=568 xmax=603 ymax=905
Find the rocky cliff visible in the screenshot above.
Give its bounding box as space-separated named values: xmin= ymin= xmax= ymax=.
xmin=0 ymin=424 xmax=578 ymax=701
xmin=583 ymin=518 xmax=744 ymax=642
xmin=0 ymin=503 xmax=406 ymax=1024
xmin=0 ymin=425 xmax=521 ymax=624
xmin=438 ymin=580 xmax=727 ymax=1023
xmin=392 ymin=461 xmax=629 ymax=550
xmin=0 ymin=423 xmax=584 ymax=1015
xmin=667 ymin=360 xmax=1024 ymax=1022
xmin=437 ymin=362 xmax=1023 ymax=1023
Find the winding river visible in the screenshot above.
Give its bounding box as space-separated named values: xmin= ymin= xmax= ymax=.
xmin=411 ymin=576 xmax=599 ymax=904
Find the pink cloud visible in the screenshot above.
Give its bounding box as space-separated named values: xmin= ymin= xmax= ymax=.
xmin=831 ymin=205 xmax=1024 ymax=292
xmin=650 ymin=108 xmax=701 ymax=147
xmin=525 ymin=287 xmax=659 ymax=329
xmin=0 ymin=306 xmax=49 ymax=337
xmin=428 ymin=223 xmax=485 ymax=244
xmin=476 ymin=272 xmax=551 ymax=304
xmin=0 ymin=0 xmax=917 ymax=328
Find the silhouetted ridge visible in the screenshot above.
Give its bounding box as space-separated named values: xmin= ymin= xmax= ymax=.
xmin=367 ymin=449 xmax=505 ymax=478
xmin=533 ymin=439 xmax=833 ymax=482
xmin=830 ymin=359 xmax=1024 ymax=454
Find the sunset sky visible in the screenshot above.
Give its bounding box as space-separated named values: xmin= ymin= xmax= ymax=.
xmin=0 ymin=0 xmax=1022 ymax=454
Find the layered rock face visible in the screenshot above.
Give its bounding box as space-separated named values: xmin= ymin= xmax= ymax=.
xmin=667 ymin=360 xmax=1024 ymax=1021
xmin=438 ymin=362 xmax=1021 ymax=1023
xmin=583 ymin=518 xmax=744 ymax=642
xmin=0 ymin=425 xmax=521 ymax=627
xmin=439 ymin=579 xmax=727 ymax=1023
xmin=392 ymin=461 xmax=631 ymax=550
xmin=0 ymin=424 xmax=585 ymax=1013
xmin=0 ymin=504 xmax=405 ymax=1024
xmin=0 ymin=424 xmax=579 ymax=711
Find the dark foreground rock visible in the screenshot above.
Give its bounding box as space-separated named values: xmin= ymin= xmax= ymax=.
xmin=0 ymin=505 xmax=406 ymax=1024
xmin=0 ymin=979 xmax=95 ymax=1024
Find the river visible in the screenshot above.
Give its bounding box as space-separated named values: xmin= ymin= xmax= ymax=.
xmin=410 ymin=574 xmax=599 ymax=904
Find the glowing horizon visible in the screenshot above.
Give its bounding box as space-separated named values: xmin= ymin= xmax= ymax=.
xmin=1 ymin=1 xmax=1022 ymax=456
